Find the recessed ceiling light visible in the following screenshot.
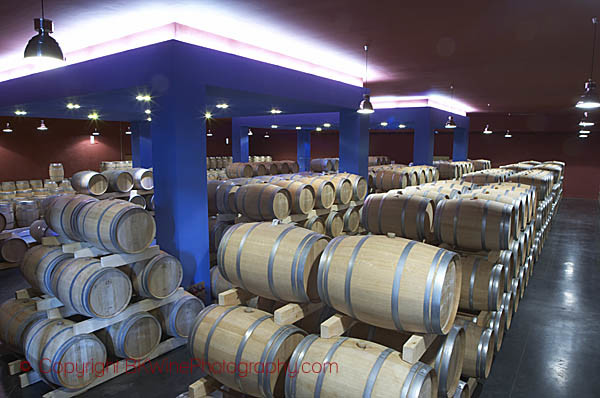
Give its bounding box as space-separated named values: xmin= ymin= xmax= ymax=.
xmin=144 ymin=109 xmax=151 ymax=115
xmin=136 ymin=94 xmax=151 ymax=102
xmin=146 ymin=116 xmax=152 ymax=122
xmin=204 ymin=112 xmax=212 ymax=119
xmin=270 ymin=109 xmax=282 ymax=114
xmin=66 ymin=103 xmax=80 ymax=109
xmin=315 ymin=127 xmax=322 ymax=132
xmin=3 ymin=122 xmax=13 ymax=133
xmin=87 ymin=112 xmax=99 ymax=120
xmin=323 ymin=123 xmax=331 ymax=128
xmin=271 ymin=124 xmax=278 ymax=128
xmin=398 ymin=124 xmax=406 ymax=129
xmin=380 ymin=122 xmax=388 ymax=127
xmin=15 ymin=110 xmax=27 ymax=116
xmin=295 ymin=126 xmax=302 ymax=130
xmin=216 ymin=103 xmax=229 ymax=109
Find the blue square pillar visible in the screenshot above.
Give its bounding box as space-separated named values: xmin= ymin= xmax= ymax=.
xmin=413 ymin=108 xmax=434 ymax=165
xmin=338 ymin=110 xmax=369 ymax=178
xmin=297 ymin=129 xmax=311 ymax=172
xmin=452 ymin=124 xmax=470 ymax=161
xmin=151 ymin=81 xmax=210 ymax=299
xmin=231 ymin=118 xmax=249 ymax=163
xmin=130 ymin=121 xmax=153 ymax=168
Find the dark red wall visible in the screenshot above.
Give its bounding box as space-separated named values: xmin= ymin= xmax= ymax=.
xmin=0 ymin=117 xmax=131 ymax=181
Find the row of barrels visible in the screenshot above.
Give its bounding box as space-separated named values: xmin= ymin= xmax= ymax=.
xmin=471 ymin=159 xmax=492 ymax=171
xmin=310 ymin=158 xmax=339 ymax=172
xmin=226 ymin=161 xmax=300 ymax=178
xmin=368 ymin=155 xmax=390 ymax=166
xmin=99 ymin=160 xmax=133 ymax=171
xmin=434 ymin=160 xmax=475 ymax=180
xmin=20 ymin=245 xmax=183 ymax=316
xmin=0 ymin=291 xmax=204 ymax=390
xmin=207 ymin=173 xmax=366 ymax=218
xmin=0 ymin=179 xmax=74 ymax=201
xmin=44 ymin=194 xmax=156 ymax=254
xmin=368 ymin=164 xmax=439 ymax=192
xmin=461 ymin=168 xmax=515 ymax=184
xmin=71 ymin=168 xmax=154 ymax=196
xmin=207 ymin=156 xmax=234 ymax=170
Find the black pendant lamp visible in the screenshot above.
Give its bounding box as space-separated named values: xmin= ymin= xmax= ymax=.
xmin=576 ymin=17 xmax=600 ymax=109
xmin=445 ymin=85 xmax=457 ymax=128
xmin=24 ymin=0 xmax=65 ymax=61
xmin=357 ymin=45 xmax=374 ymax=114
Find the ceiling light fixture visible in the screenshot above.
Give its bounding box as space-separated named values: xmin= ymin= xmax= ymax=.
xmin=207 ymin=129 xmax=213 ymax=137
xmin=144 ymin=109 xmax=151 ymax=115
xmin=271 ymin=124 xmax=278 ymax=128
xmin=216 ymin=103 xmax=229 ymax=109
xmin=380 ymin=122 xmax=388 ymax=127
xmin=483 ymin=124 xmax=493 ymax=134
xmin=15 ymin=110 xmax=27 ymax=116
xmin=136 ymin=94 xmax=151 ymax=102
xmin=295 ymin=126 xmax=302 ymax=130
xmin=264 ymin=133 xmax=270 ymax=138
xmin=225 ymin=137 xmax=230 ymax=144
xmin=444 ymin=85 xmax=457 ymax=128
xmin=248 ymin=130 xmax=253 ymax=136
xmin=37 ymin=120 xmax=48 ymax=131
xmin=125 ymin=126 xmax=132 ymax=135
xmin=87 ymin=112 xmax=99 ymax=120
xmin=315 ymin=127 xmax=322 ymax=132
xmin=270 ymin=109 xmax=282 ymax=114
xmin=3 ymin=122 xmax=13 ymax=133
xmin=504 ymin=130 xmax=512 ymax=138
xmin=92 ymin=128 xmax=100 ymax=136
xmin=146 ymin=116 xmax=152 ymax=122
xmin=204 ymin=111 xmax=212 ymax=119
xmin=398 ymin=124 xmax=406 ymax=129
xmin=66 ymin=103 xmax=80 ymax=109
xmin=579 ymin=134 xmax=589 ymax=138
xmin=576 ymin=17 xmax=600 ymax=109
xmin=579 ymin=129 xmax=591 ymax=134
xmin=323 ymin=123 xmax=331 ymax=128
xmin=579 ymin=112 xmax=595 ymax=127
xmin=357 ymin=44 xmax=375 ymax=114
xmin=24 ymin=0 xmax=65 ymax=62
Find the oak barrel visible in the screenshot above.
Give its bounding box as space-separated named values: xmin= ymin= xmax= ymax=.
xmin=210 ymin=266 xmax=233 ymax=299
xmin=24 ymin=318 xmax=106 ymax=389
xmin=374 ymin=169 xmax=409 ymax=192
xmin=455 ymin=321 xmax=495 ymax=379
xmin=433 ymin=199 xmax=515 ymax=251
xmin=501 ymin=292 xmax=514 ymax=330
xmin=310 ymin=158 xmax=333 ymax=172
xmin=323 ymin=211 xmax=344 ymax=237
xmin=342 ymin=205 xmax=361 ymax=234
xmin=337 ymin=173 xmax=368 ymax=201
xmin=71 ymin=171 xmax=109 ymax=195
xmin=129 ymin=168 xmax=154 ymax=190
xmin=151 ymin=292 xmax=205 ymax=338
xmin=285 ymin=335 xmax=437 ymax=398
xmin=316 ymin=175 xmax=352 ymax=205
xmin=46 ymin=194 xmax=99 ymax=241
xmin=15 ymin=200 xmax=39 ymax=227
xmin=0 ymin=201 xmax=15 ymax=231
xmin=252 ymin=162 xmax=268 ymax=176
xmin=294 ymin=177 xmax=335 ymax=209
xmin=15 ymin=180 xmax=30 ymax=190
xmin=302 ymin=216 xmax=326 ymax=234
xmin=189 ymin=305 xmax=306 ymax=398
xmin=234 ymin=184 xmax=291 ymax=220
xmin=78 ymin=199 xmax=156 ymax=253
xmin=209 ymin=217 xmax=232 ymax=253
xmin=20 ymin=245 xmax=73 ymax=294
xmin=270 ymin=180 xmax=315 ymax=214
xmin=98 ymin=311 xmax=161 ymax=360
xmin=226 ymin=163 xmax=254 ymax=178
xmin=0 ymin=234 xmax=28 ymax=263
xmin=49 ymin=163 xmax=64 ymax=182
xmin=362 ymin=192 xmax=434 ymax=241
xmin=318 ymin=235 xmax=461 ymax=334
xmin=29 ymin=180 xmax=43 ymax=189
xmin=0 ymin=298 xmax=47 ymax=352
xmin=218 ymin=222 xmax=329 ymax=303
xmin=458 ymin=257 xmax=505 ymax=312
xmin=126 ymin=251 xmax=183 ymax=299
xmin=29 ymin=219 xmax=54 ymax=243
xmin=102 ymin=170 xmax=134 ymax=193
xmin=129 ymin=194 xmax=147 ymax=208
xmin=51 ymin=258 xmax=132 ymax=318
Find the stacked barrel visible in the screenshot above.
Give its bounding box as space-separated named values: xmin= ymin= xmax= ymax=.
xmin=471 ymin=159 xmax=492 ymax=171
xmin=225 ymin=160 xmax=299 ymax=178
xmin=368 ymin=164 xmax=439 ymax=192
xmin=0 ymin=194 xmax=204 ymax=392
xmin=434 ymin=160 xmax=475 ymax=180
xmin=191 ymin=221 xmax=464 ymax=398
xmin=310 ymin=158 xmax=339 ymax=172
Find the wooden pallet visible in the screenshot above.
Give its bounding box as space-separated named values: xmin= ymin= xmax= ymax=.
xmin=10 ymin=284 xmax=187 ymax=395
xmin=41 ymin=238 xmax=160 ymax=265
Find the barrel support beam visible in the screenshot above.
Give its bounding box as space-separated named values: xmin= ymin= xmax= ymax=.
xmin=151 ymin=79 xmax=210 ymax=298
xmin=231 ymin=119 xmax=249 ymax=163
xmin=131 ymin=121 xmax=153 ymax=168
xmin=339 ymin=110 xmax=369 ymax=178
xmin=297 ymin=129 xmax=311 ymax=172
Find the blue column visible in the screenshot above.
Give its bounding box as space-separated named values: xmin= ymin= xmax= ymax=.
xmin=297 ymin=129 xmax=311 ymax=172
xmin=413 ymin=108 xmax=434 ymax=165
xmin=130 ymin=121 xmax=153 ymax=168
xmin=151 ymin=81 xmax=210 ymax=299
xmin=452 ymin=122 xmax=470 ymax=161
xmin=231 ymin=118 xmax=249 ymax=162
xmin=338 ymin=110 xmax=369 ymax=178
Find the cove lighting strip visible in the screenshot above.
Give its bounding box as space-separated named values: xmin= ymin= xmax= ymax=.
xmin=0 ymin=23 xmax=363 ymax=86
xmin=370 ymin=95 xmax=476 ymax=116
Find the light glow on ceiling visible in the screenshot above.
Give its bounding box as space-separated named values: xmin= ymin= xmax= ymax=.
xmin=370 ymin=95 xmax=476 ymax=116
xmin=0 ymin=13 xmax=371 ymax=86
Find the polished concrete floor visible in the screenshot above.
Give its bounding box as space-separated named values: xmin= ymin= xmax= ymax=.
xmin=0 ymin=198 xmax=598 ymax=398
